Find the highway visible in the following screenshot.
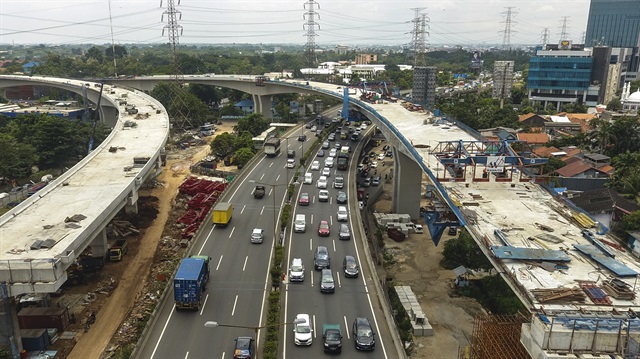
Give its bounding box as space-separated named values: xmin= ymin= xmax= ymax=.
xmin=137 ymin=113 xmax=395 ymax=358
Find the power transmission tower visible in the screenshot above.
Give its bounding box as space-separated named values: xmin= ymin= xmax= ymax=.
xmin=499 ymin=7 xmax=517 ymax=50
xmin=410 ymin=8 xmax=428 ymax=66
xmin=303 ymin=0 xmax=320 ymax=68
xmin=558 ymin=16 xmax=570 ymax=41
xmin=540 ymin=28 xmax=550 ymax=46
xmin=161 ymin=0 xmax=193 ymax=130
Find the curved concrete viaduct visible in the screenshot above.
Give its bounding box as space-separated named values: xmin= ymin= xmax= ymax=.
xmin=0 ymin=75 xmax=169 ymax=297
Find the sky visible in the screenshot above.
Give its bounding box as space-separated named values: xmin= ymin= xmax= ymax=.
xmin=0 ymin=0 xmax=591 ymax=47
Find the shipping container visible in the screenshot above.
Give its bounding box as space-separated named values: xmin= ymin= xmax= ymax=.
xmin=20 ymin=329 xmax=51 ymax=351
xmin=18 ymin=306 xmax=70 ymax=331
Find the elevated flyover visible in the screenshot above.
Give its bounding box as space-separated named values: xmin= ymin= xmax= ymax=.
xmin=0 ymin=75 xmax=169 ymax=296
xmin=113 ymin=75 xmax=640 ymax=312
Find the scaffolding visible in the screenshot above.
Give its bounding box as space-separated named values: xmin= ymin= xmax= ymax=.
xmin=462 ymin=314 xmax=531 ymax=359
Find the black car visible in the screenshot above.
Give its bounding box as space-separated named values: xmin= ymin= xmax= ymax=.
xmin=336 ymin=191 xmax=347 ymax=204
xmin=287 ymin=150 xmax=296 ymax=158
xmin=298 ymin=135 xmax=307 ymax=141
xmin=352 ymin=318 xmax=375 ymax=351
xmin=343 ymin=255 xmax=359 ymax=278
xmin=314 ymin=246 xmax=331 ymax=270
xmin=233 ymin=337 xmax=255 ymax=359
xmin=383 ymin=145 xmax=390 ymax=151
xmin=362 ymin=157 xmax=370 ymax=164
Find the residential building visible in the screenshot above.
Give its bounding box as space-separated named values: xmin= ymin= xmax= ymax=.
xmin=518 ymin=113 xmax=546 ymax=131
xmin=568 ymin=188 xmax=640 ymax=229
xmin=355 ymin=54 xmax=378 ymax=65
xmin=412 ymin=66 xmax=437 ymax=108
xmin=492 ymin=61 xmax=514 ymax=100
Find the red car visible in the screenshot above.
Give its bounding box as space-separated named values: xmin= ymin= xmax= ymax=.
xmin=298 ymin=193 xmax=310 ymax=206
xmin=318 ymin=220 xmax=330 ymax=237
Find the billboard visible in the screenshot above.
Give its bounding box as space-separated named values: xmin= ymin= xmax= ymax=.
xmin=289 ymin=101 xmax=299 ymax=113
xmin=471 ymin=51 xmax=482 ymax=69
xmin=486 ymin=156 xmax=505 ymax=173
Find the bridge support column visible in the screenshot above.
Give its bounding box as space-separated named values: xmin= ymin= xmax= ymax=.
xmin=392 ymin=149 xmax=422 ymax=219
xmin=99 ymin=105 xmax=119 ymax=128
xmin=253 ymin=94 xmax=272 ymax=118
xmin=90 ymin=228 xmax=109 ymax=257
xmin=124 ymin=189 xmax=139 ymax=215
xmin=0 ymin=88 xmax=7 ymax=100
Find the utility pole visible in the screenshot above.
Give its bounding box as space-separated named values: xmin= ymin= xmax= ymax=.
xmin=108 ymin=0 xmax=118 ymax=77
xmin=303 ymin=0 xmax=320 ymax=69
xmin=161 ymin=0 xmax=192 ymax=130
xmin=559 ymin=16 xmax=570 ymax=41
xmin=410 ymin=8 xmax=428 ymax=66
xmin=499 ymin=7 xmax=517 ymax=50
xmin=540 ymin=28 xmax=550 ymax=46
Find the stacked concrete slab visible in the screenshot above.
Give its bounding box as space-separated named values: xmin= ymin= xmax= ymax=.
xmin=394 ymin=286 xmax=433 ymax=336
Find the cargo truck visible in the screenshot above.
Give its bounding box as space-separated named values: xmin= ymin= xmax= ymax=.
xmin=174 ymin=257 xmax=209 ymax=310
xmin=212 ymin=202 xmax=233 ymax=226
xmin=109 ymin=240 xmax=128 ymax=261
xmin=337 ymin=154 xmax=349 ymax=171
xmin=322 ymin=324 xmax=342 ymax=353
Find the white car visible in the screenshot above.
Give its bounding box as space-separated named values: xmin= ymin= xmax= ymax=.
xmin=322 ymin=167 xmax=331 ymax=177
xmin=360 ymin=123 xmax=367 ymax=130
xmin=377 ymin=153 xmax=385 ymax=160
xmin=370 ymin=161 xmax=378 ymax=168
xmin=325 ymin=156 xmax=334 ymax=168
xmin=329 ymin=148 xmax=337 ymax=157
xmin=294 ymin=314 xmax=313 ymax=346
xmin=358 ymin=201 xmax=364 ymax=210
xmin=311 ymin=160 xmax=320 ymax=171
xmin=317 ymin=176 xmax=328 ymax=189
xmin=337 ymin=206 xmax=348 ymax=222
xmin=318 ymin=190 xmax=329 ymax=202
xmin=287 ymin=158 xmax=296 ymax=168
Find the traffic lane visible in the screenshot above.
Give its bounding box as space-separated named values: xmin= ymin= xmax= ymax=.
xmin=284 ymin=280 xmax=385 ymax=359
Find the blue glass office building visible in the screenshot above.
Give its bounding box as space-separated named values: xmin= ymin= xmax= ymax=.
xmin=585 ymin=0 xmax=640 ymax=47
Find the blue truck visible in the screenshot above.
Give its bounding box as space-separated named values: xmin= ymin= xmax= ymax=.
xmin=174 ymin=256 xmax=210 ymax=310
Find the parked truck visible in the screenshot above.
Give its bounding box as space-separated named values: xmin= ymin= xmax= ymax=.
xmin=253 ymin=185 xmax=266 ymax=199
xmin=322 ymin=324 xmax=343 ymax=353
xmin=212 ymin=202 xmax=233 ymax=226
xmin=174 ymin=257 xmax=209 ymax=310
xmin=109 ymin=240 xmax=128 ymax=261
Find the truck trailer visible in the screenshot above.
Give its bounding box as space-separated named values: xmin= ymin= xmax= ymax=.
xmin=212 ymin=202 xmax=233 ymax=226
xmin=174 ymin=257 xmax=209 ymax=310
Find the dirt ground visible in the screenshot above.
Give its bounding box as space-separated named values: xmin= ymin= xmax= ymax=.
xmin=48 ymin=122 xmax=483 ymax=359
xmin=372 ymin=175 xmax=486 ymax=358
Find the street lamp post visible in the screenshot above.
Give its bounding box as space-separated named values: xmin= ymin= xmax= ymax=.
xmin=204 ymin=317 xmax=304 ymax=359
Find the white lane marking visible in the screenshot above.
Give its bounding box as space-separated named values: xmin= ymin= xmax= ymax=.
xmin=231 ymin=295 xmax=238 ymax=316
xmin=313 ymin=314 xmax=317 ymax=338
xmin=260 ymin=173 xmax=265 ymax=180
xmin=199 ymin=294 xmax=209 ymax=315
xmin=228 ymin=227 xmax=235 ymax=239
xmin=276 ymin=174 xmax=281 ymax=182
xmin=149 ymin=306 xmax=176 ymax=359
xmin=332 ymin=240 xmax=336 ymax=253
xmin=343 ymin=316 xmax=350 ymax=340
xmin=310 ymin=270 xmax=314 ymax=286
xmin=242 ymin=256 xmax=248 ymax=271
xmin=241 ymin=205 xmax=246 ymax=214
xmin=260 ymin=205 xmax=265 ymax=216
xmin=269 ymin=188 xmax=274 ymax=196
xmin=336 ymin=273 xmax=341 ymax=288
xmin=309 ymin=238 xmax=312 ymax=251
xmin=216 ymin=255 xmax=223 ymax=271
xmin=184 ymin=351 xmax=189 ymax=359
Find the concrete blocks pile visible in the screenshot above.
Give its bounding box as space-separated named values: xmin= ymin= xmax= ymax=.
xmin=394 ymin=286 xmax=433 ymax=336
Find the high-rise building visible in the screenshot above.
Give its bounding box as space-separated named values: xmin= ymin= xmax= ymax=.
xmin=492 ymin=61 xmax=515 ymax=101
xmin=585 ymin=0 xmax=640 ymax=48
xmin=412 ymin=66 xmax=437 ymax=108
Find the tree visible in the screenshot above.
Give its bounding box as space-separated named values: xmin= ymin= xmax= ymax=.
xmin=234 ymin=131 xmax=255 ymax=151
xmin=86 ymin=46 xmax=104 ymax=63
xmin=105 ymin=45 xmax=128 ymax=60
xmin=623 ymin=211 xmax=640 ymax=231
xmin=441 ymin=229 xmax=492 ymax=270
xmin=233 ymin=147 xmax=255 ymax=166
xmin=210 ymin=132 xmax=236 ymax=157
xmin=234 ymin=113 xmax=270 ymax=137
xmin=543 ymin=157 xmax=566 ymax=175
xmin=0 ymin=133 xmax=38 ymax=180
xmin=607 ymin=97 xmax=622 ymax=111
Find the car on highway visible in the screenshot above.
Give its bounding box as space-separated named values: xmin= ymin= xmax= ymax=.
xmin=318 ymin=220 xmax=330 ymax=236
xmin=353 ymin=318 xmax=375 ymax=351
xmin=311 ymin=125 xmax=317 ymax=132
xmin=328 ymin=133 xmax=336 ymax=141
xmin=377 ymin=153 xmax=385 ymax=160
xmin=329 ymin=148 xmax=337 ymax=157
xmin=334 ymin=142 xmax=342 ymax=150
xmin=325 ymin=157 xmax=334 ymax=168
xmin=233 ymin=337 xmax=255 ymax=359
xmin=318 ymin=190 xmax=329 ymax=202
xmin=287 ymin=159 xmax=295 ymax=168
xmin=288 ymin=149 xmax=296 ymax=158
xmin=358 ymin=201 xmax=365 ymax=210
xmin=337 ymin=206 xmax=348 ymax=222
xmin=317 ymin=176 xmax=328 ymax=189
xmin=322 ymin=141 xmax=330 ymax=149
xmin=320 ymin=269 xmax=335 ymax=293
xmin=298 ymin=193 xmax=310 ymax=206
xmin=314 ymin=246 xmax=331 ymax=270
xmin=250 ymin=228 xmax=264 ymax=244
xmin=343 ymin=255 xmax=359 ymax=277
xmin=317 ymin=149 xmax=325 ymax=157
xmin=339 ymin=223 xmax=351 ymax=240
xmin=311 ymin=160 xmax=320 ymax=170
xmin=294 ymin=313 xmax=313 ymax=345
xmin=298 ymin=135 xmax=307 ymax=141
xmin=289 ymin=258 xmax=305 ymax=282
xmin=336 ymin=191 xmax=347 ymax=204
xmin=370 ymin=161 xmax=378 ymax=168
xmin=305 ymin=122 xmax=313 ymax=129
xmin=322 ymin=167 xmax=331 ymax=177
xmin=372 ymin=176 xmax=381 ymax=186
xmin=363 ymin=177 xmax=371 ymax=187
xmin=383 ymin=144 xmax=390 ymax=151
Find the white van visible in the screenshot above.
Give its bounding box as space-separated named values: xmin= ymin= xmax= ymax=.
xmin=294 ymin=214 xmax=306 ymax=233
xmin=304 ymin=173 xmax=312 ymax=184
